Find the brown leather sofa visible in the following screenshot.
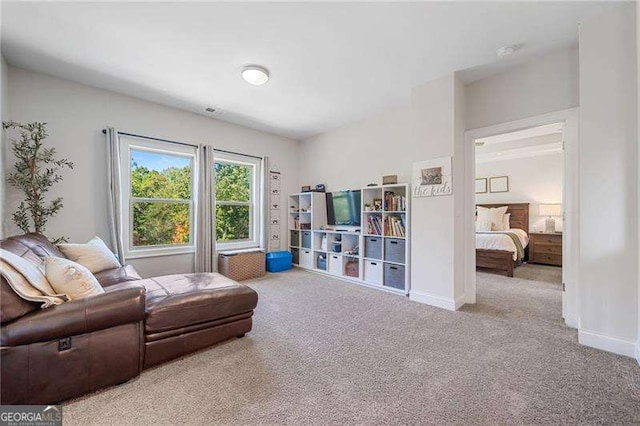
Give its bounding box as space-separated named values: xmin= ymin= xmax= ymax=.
xmin=1 ymin=233 xmax=258 ymax=404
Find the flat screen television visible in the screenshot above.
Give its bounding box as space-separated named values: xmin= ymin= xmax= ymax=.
xmin=326 ymin=190 xmax=361 ymax=226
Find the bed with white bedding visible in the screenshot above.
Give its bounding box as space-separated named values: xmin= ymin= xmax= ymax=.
xmin=475 ymin=203 xmax=530 ymax=277
xmin=476 ymin=229 xmax=529 ymax=261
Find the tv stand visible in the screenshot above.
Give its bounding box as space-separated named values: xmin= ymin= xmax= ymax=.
xmin=288 ymin=184 xmax=410 ymax=296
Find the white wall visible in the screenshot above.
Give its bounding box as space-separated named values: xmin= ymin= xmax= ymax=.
xmin=476 ymin=152 xmax=564 ymax=232
xmin=5 ymin=66 xmax=299 ymax=277
xmin=1 ymin=55 xmax=8 ymax=238
xmin=637 ymin=0 xmax=640 ymax=365
xmin=299 ymin=106 xmax=413 ymax=190
xmin=465 ymin=48 xmax=579 ymax=130
xmin=578 ymin=3 xmax=638 ymax=356
xmin=408 ymin=74 xmax=466 ymax=310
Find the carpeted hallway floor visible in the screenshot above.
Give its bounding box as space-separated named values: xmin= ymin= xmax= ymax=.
xmin=65 ymin=266 xmax=640 ymax=425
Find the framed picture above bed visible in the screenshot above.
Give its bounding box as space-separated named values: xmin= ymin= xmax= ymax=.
xmin=475 ymin=178 xmax=487 ymax=194
xmin=489 ymin=176 xmax=509 ymax=193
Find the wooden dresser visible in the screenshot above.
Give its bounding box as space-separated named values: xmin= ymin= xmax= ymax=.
xmin=530 ymin=232 xmax=562 ymax=266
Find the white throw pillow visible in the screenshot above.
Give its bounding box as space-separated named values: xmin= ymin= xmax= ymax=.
xmin=476 ymin=220 xmax=492 ymax=232
xmin=58 ymin=236 xmax=121 ymax=274
xmin=493 ymin=213 xmax=511 ymax=231
xmin=45 ymin=257 xmax=104 ymax=300
xmin=477 ymin=206 xmax=508 ymax=230
xmin=503 ymin=213 xmax=511 ymax=230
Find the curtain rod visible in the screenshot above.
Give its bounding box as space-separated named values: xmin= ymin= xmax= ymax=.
xmin=212 ymin=148 xmax=262 ymax=160
xmin=102 ymin=129 xmax=263 ymax=160
xmin=102 ymin=129 xmax=198 ymax=148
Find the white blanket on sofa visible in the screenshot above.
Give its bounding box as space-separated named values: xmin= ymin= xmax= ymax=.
xmin=0 ymin=249 xmax=67 ymax=308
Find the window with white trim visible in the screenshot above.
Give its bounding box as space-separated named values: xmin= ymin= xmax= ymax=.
xmin=120 ymin=136 xmax=197 ymax=258
xmin=214 ymin=153 xmax=262 ymax=251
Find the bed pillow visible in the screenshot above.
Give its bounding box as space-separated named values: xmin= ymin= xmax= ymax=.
xmin=493 ymin=213 xmax=511 ymax=231
xmin=477 ymin=206 xmax=508 ymax=230
xmin=58 ymin=237 xmax=121 ymax=274
xmin=45 ymin=257 xmax=104 ymax=300
xmin=476 ymin=220 xmax=492 ymax=232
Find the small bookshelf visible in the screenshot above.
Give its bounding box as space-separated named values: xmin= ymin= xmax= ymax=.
xmin=288 ymin=183 xmax=409 ymax=296
xmin=361 ymin=184 xmax=410 ymax=294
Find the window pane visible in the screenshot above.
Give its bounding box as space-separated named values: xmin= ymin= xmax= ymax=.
xmin=131 ymin=150 xmax=192 ymax=199
xmin=216 ymin=205 xmax=250 ymax=241
xmin=132 ymin=202 xmax=190 ymax=247
xmin=214 ymin=161 xmax=251 ymax=202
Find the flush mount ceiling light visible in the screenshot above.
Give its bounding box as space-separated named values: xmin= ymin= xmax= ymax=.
xmin=241 ymin=65 xmax=269 ymax=86
xmin=496 ymin=45 xmax=516 ymax=58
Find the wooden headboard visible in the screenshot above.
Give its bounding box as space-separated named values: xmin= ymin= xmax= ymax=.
xmin=477 ymin=203 xmax=530 ymax=233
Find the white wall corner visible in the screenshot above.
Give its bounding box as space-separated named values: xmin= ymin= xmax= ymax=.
xmin=409 ymin=290 xmax=464 ymax=311
xmin=636 ymin=342 xmax=640 ymax=366
xmin=454 ymin=294 xmax=466 ymax=310
xmin=578 ymin=329 xmax=638 ymax=358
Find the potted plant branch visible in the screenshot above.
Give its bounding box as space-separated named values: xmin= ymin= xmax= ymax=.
xmin=3 ymin=121 xmax=74 ymax=243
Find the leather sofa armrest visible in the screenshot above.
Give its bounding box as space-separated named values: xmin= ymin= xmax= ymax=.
xmin=1 ymin=285 xmax=146 ymax=346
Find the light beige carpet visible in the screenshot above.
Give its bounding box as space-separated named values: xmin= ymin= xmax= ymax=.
xmin=64 ymin=267 xmax=640 ymax=425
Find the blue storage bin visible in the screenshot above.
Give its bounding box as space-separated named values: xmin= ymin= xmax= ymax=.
xmin=266 ymin=251 xmax=293 ymax=272
xmin=317 ymin=254 xmax=327 ymax=270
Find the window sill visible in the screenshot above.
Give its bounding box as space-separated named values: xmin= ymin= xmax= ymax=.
xmin=125 ymin=247 xmax=195 ymax=260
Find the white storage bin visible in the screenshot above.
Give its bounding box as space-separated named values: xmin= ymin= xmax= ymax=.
xmin=364 ymin=259 xmax=383 ymax=285
xmin=328 ymin=254 xmax=343 ymax=276
xmin=300 ymin=249 xmax=314 ymax=269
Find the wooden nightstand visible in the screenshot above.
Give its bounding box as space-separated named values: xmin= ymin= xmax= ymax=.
xmin=530 ymin=232 xmax=562 ymax=266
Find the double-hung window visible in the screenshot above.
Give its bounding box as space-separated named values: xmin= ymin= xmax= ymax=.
xmin=214 ymin=153 xmax=262 ymax=251
xmin=120 ymin=136 xmax=197 ymax=258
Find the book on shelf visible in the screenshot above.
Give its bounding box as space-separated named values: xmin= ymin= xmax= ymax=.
xmin=366 ymin=215 xmax=383 ymax=235
xmin=384 ymin=191 xmax=406 ymax=212
xmin=385 ymin=215 xmax=406 ymax=237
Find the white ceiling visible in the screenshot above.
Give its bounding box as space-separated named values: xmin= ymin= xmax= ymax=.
xmin=476 ymin=124 xmax=564 ymax=163
xmin=1 ymin=1 xmax=616 ymax=140
xmin=476 ymin=123 xmax=564 ymax=146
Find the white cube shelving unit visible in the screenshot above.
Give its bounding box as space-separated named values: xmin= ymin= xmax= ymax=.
xmin=288 ymin=184 xmax=410 ymax=296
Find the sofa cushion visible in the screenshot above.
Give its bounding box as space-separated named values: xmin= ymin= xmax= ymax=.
xmin=1 ymin=233 xmax=65 ymax=265
xmin=94 ymin=265 xmax=142 ymax=288
xmin=139 ymin=273 xmax=258 ymax=334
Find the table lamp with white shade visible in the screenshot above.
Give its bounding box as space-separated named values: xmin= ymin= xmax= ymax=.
xmin=539 ymin=203 xmax=562 ymax=233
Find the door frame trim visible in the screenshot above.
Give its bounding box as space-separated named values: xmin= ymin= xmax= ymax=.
xmin=463 ymin=108 xmax=579 ymax=328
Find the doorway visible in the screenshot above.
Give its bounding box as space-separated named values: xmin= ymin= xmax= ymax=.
xmin=463 ymin=109 xmax=579 ymax=328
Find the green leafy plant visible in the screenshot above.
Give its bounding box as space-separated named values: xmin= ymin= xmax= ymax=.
xmin=3 ymin=121 xmax=74 ymax=243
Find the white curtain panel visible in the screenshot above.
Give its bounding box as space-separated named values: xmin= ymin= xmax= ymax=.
xmin=261 ymin=156 xmax=270 ymax=251
xmin=195 ymin=145 xmax=215 ymax=272
xmin=105 ymin=127 xmax=126 ymax=265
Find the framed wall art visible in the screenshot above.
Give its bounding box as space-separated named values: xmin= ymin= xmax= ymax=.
xmin=489 ymin=176 xmax=509 ymax=193
xmin=412 ymin=157 xmax=452 ymax=198
xmin=475 ymin=178 xmax=487 ymax=194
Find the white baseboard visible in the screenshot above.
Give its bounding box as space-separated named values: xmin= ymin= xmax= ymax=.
xmin=578 ymin=329 xmax=637 ymax=358
xmin=636 ymin=342 xmax=640 ymax=366
xmin=409 ymin=290 xmax=465 ymax=311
